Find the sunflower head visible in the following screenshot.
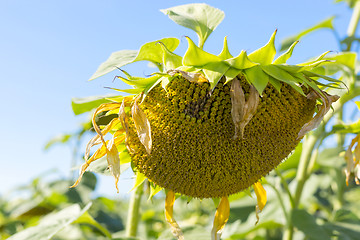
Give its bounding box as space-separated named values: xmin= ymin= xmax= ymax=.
xmin=71 ymin=3 xmax=342 ymax=239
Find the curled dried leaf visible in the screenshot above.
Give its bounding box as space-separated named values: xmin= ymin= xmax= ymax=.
xmin=230 ymin=78 xmax=259 ymax=139
xmin=297 ymin=89 xmax=339 ymax=139
xmin=165 ymin=190 xmax=184 ymax=240
xmin=167 ymin=69 xmax=208 ymax=84
xmin=131 ymin=98 xmax=152 ymax=154
xmin=211 ymin=197 xmax=230 ymax=240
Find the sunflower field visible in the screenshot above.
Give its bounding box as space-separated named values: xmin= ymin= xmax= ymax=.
xmin=2 ymin=1 xmax=360 ymax=240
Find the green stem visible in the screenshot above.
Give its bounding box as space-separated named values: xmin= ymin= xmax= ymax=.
xmin=294 ymin=133 xmax=319 ymax=207
xmin=274 ymin=169 xmax=295 ymax=208
xmin=126 ymin=183 xmax=144 ymax=237
xmin=346 ymin=0 xmax=360 ymax=51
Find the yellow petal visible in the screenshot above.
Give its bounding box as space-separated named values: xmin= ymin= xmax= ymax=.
xmin=131 ymin=99 xmax=152 ymax=154
xmin=253 ymin=181 xmax=267 ymax=225
xmin=211 ymin=197 xmax=230 ymax=240
xmin=70 ymin=162 xmax=90 ymax=188
xmin=298 ymin=90 xmax=339 ymax=139
xmin=106 ymin=138 xmax=121 ymax=193
xmin=92 ymin=102 xmax=122 ymax=144
xmin=85 ymin=118 xmax=120 ymax=160
xmin=344 ymin=134 xmax=360 ymax=185
xmin=165 ymin=190 xmax=184 ymax=240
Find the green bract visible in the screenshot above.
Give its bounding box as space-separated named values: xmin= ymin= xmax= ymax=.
xmin=88 ymin=5 xmax=343 ymax=99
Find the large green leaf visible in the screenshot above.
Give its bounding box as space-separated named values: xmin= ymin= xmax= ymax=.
xmin=89 ymin=38 xmax=179 ymax=81
xmin=71 ymin=95 xmax=116 ymax=115
xmin=161 ymin=3 xmax=224 ymax=48
xmin=292 ymin=209 xmax=331 ymax=240
xmin=89 ymin=50 xmax=138 ymax=81
xmin=7 ymin=203 xmax=92 ymax=240
xmin=280 ymin=16 xmax=335 ymax=51
xmin=132 ymin=38 xmax=180 ymax=64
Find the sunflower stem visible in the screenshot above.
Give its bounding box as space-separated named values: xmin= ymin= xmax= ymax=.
xmin=346 ymin=0 xmax=360 ymax=51
xmin=126 ymin=183 xmax=144 ymax=237
xmin=274 ymin=168 xmax=295 ymax=208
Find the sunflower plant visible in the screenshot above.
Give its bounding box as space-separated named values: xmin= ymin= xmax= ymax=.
xmin=69 ymin=3 xmax=360 ymax=240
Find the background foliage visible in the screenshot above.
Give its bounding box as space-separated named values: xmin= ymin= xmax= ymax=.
xmin=2 ymin=1 xmax=360 ymax=240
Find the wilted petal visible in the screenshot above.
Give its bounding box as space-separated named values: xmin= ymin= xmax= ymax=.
xmin=230 ymin=78 xmax=245 ymax=139
xmin=85 ymin=118 xmax=120 ymax=160
xmin=241 ymin=85 xmax=260 ymax=137
xmin=92 ymin=102 xmax=122 ymax=144
xmin=131 ymin=99 xmax=152 ymax=154
xmin=167 ymin=69 xmax=208 ymax=84
xmin=344 ymin=134 xmax=360 ymax=185
xmin=211 ymin=197 xmax=230 ymax=240
xmin=345 ymin=146 xmax=354 ymax=186
xmin=231 ymin=78 xmax=259 ymax=139
xmin=253 ymin=181 xmax=267 ymax=225
xmin=297 ymin=90 xmax=339 ymax=139
xmin=165 ymin=190 xmax=184 ymax=240
xmin=106 ymin=138 xmax=121 ymax=193
xmin=355 ymin=164 xmax=360 ymax=185
xmin=70 ymin=162 xmax=90 ymax=188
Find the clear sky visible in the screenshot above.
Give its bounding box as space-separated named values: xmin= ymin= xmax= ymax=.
xmin=0 ymin=0 xmax=354 ymax=198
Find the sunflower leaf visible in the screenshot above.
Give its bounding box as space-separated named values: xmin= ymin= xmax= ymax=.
xmin=161 ymin=3 xmax=224 ymax=49
xmin=280 ymin=16 xmax=335 ymax=51
xmin=89 ymin=38 xmax=179 ymax=81
xmin=134 ymin=38 xmax=180 ymax=64
xmin=218 ymin=36 xmax=233 ymax=60
xmin=89 ymin=50 xmax=138 ymax=81
xmin=130 ymin=172 xmax=147 ymax=192
xmin=273 ymin=41 xmax=299 ymax=64
xmin=225 ymin=50 xmax=257 ymax=70
xmin=71 ymin=95 xmax=115 ymax=115
xmin=183 ymin=36 xmax=223 ymax=66
xmin=157 ymin=42 xmax=183 ymax=70
xmin=248 ymin=30 xmax=277 ymax=65
xmin=244 ymin=66 xmax=269 ymax=94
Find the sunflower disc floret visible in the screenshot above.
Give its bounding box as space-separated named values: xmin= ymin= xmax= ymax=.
xmin=126 ymin=75 xmax=316 ymax=198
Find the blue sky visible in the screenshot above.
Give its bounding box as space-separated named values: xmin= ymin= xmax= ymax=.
xmin=0 ymin=1 xmax=355 ymax=198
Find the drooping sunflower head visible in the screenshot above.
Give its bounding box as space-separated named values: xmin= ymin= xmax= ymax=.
xmin=71 ymin=3 xmax=342 ymax=239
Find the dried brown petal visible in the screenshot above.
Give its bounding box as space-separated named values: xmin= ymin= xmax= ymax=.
xmin=230 ymin=78 xmax=259 ymax=139
xmin=297 ymin=90 xmax=339 ymax=139
xmin=167 ymin=69 xmax=208 ymax=84
xmin=131 ymin=98 xmax=152 ymax=154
